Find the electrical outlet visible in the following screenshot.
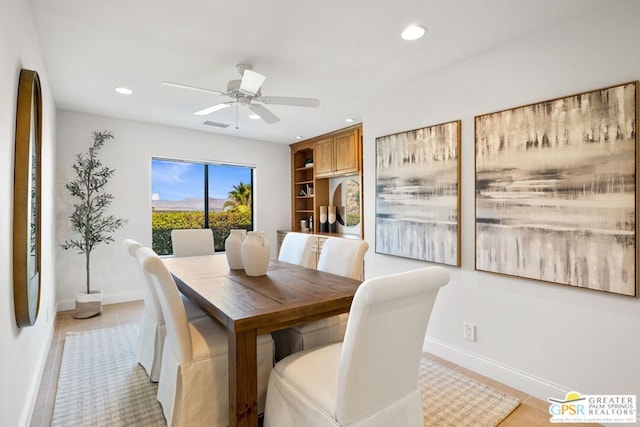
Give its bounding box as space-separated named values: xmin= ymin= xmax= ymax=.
xmin=464 ymin=322 xmax=476 ymax=342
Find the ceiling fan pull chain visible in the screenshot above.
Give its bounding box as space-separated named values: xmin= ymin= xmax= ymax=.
xmin=235 ymin=101 xmax=239 ymax=130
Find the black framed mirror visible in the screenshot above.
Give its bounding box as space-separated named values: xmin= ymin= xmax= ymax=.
xmin=13 ymin=69 xmax=42 ymax=327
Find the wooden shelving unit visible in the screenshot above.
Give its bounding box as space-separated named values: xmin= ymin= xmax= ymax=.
xmin=291 ymin=142 xmax=315 ymax=232
xmin=290 ymin=124 xmax=363 ymax=237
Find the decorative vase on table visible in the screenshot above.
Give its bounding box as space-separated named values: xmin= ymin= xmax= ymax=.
xmin=241 ymin=231 xmax=271 ymax=276
xmin=225 ymin=229 xmax=247 ymax=270
xmin=319 ymin=206 xmax=328 ymax=233
xmin=328 ymin=205 xmax=337 ymax=233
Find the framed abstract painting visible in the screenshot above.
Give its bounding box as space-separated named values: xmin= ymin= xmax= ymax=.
xmin=475 ymin=81 xmax=638 ymax=297
xmin=376 ymin=120 xmax=461 ymax=266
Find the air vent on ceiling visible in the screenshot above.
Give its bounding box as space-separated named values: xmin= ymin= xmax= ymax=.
xmin=202 ymin=120 xmax=229 ymax=128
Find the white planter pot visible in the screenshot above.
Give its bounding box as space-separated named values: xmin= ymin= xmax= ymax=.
xmin=73 ymin=290 xmax=103 ymax=319
xmin=225 ymin=229 xmax=247 ymax=270
xmin=241 ymin=231 xmax=271 ymax=276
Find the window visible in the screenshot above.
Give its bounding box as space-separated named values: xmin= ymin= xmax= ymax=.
xmin=151 ymin=158 xmax=253 ymax=255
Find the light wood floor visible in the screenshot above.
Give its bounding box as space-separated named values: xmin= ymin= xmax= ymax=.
xmin=30 ymin=300 xmax=597 ymax=426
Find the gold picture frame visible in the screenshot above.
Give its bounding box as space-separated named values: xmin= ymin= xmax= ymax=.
xmin=14 ymin=69 xmax=43 ymax=326
xmin=375 ymin=120 xmax=461 ymax=266
xmin=475 ymin=81 xmax=638 ymax=297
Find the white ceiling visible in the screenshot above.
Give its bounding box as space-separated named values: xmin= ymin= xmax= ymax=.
xmin=28 ymin=0 xmax=610 ymax=144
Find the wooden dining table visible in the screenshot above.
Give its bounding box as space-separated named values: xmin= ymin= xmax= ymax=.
xmin=162 ymin=253 xmax=362 ymax=427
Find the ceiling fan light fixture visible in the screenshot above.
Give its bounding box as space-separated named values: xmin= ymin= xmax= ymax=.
xmin=166 ymin=65 xmax=318 ymax=126
xmin=401 ymin=25 xmax=426 ymax=41
xmin=194 ymin=103 xmax=230 ymax=116
xmin=239 ymin=69 xmax=266 ymax=96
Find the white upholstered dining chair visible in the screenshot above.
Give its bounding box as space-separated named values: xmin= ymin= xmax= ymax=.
xmin=122 ymin=239 xmax=206 ymax=382
xmin=136 ymin=246 xmax=275 ymax=427
xmin=171 ymin=228 xmax=215 ymax=257
xmin=277 ymin=232 xmax=315 ymax=267
xmin=264 ymin=266 xmax=450 ymax=427
xmin=272 ymin=237 xmax=368 ymax=360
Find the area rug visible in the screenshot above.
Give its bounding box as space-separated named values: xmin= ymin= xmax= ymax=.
xmin=420 ymin=353 xmax=521 ymax=426
xmin=52 ymin=324 xmax=519 ymax=426
xmin=52 ymin=323 xmax=165 ymax=427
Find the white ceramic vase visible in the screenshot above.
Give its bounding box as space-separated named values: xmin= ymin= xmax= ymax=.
xmin=241 ymin=231 xmax=271 ymax=276
xmin=225 ymin=229 xmax=247 ymax=270
xmin=328 ymin=205 xmax=337 ymax=233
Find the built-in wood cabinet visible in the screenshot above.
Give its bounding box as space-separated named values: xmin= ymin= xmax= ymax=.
xmin=289 ymin=124 xmax=363 ymax=237
xmin=314 ymin=137 xmax=333 ymax=176
xmin=314 ymin=128 xmax=360 ymax=178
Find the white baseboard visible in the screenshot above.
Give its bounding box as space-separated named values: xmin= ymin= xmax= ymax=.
xmin=424 ymin=336 xmax=568 ymax=401
xmin=57 ymin=290 xmax=144 ymax=312
xmin=21 ymin=310 xmax=56 ymax=427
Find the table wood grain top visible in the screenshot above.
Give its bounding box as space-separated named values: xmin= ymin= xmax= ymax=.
xmin=163 ymin=254 xmax=361 ymax=334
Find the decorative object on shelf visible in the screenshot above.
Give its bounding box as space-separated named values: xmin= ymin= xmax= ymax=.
xmin=319 ymin=206 xmax=328 ymax=232
xmin=304 ymin=158 xmax=314 ymax=167
xmin=309 ymin=215 xmax=313 ymax=231
xmin=225 ymin=229 xmax=247 ymax=269
xmin=300 ymin=219 xmax=310 ymax=233
xmin=328 ymin=205 xmax=337 ymax=233
xmin=241 ymin=231 xmax=271 ymax=276
xmin=376 ymin=120 xmax=461 ymax=266
xmin=475 ymin=81 xmax=638 ymax=297
xmin=61 ymin=131 xmax=128 ymax=318
xmin=13 ymin=69 xmax=42 ymax=327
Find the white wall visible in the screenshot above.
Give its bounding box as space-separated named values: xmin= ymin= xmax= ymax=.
xmin=0 ymin=0 xmax=58 ymax=425
xmin=363 ymin=0 xmax=640 ymax=407
xmin=55 ymin=111 xmax=291 ymax=309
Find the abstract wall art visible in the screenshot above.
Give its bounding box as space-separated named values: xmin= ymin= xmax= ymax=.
xmin=475 ymin=81 xmax=638 ymax=297
xmin=376 ymin=120 xmax=461 ymax=266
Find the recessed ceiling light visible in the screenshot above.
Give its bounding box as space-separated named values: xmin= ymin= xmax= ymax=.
xmin=346 ymin=118 xmax=355 ymax=123
xmin=248 ymin=114 xmax=261 ymax=120
xmin=295 ymin=136 xmax=303 ymax=140
xmin=401 ymin=25 xmax=426 ymax=41
xmin=114 ymin=87 xmax=133 ymax=95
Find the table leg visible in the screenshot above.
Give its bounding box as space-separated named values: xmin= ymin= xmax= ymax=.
xmin=228 ymin=329 xmax=258 ymax=427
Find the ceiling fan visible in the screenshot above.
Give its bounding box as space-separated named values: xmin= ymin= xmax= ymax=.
xmin=162 ymin=64 xmax=320 ymax=127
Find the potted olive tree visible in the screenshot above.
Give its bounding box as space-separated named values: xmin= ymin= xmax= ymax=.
xmin=61 ymin=131 xmax=127 ymax=318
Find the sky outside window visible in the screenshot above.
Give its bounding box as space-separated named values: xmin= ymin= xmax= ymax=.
xmin=152 ymin=159 xmax=252 ymax=202
xmin=208 ymin=164 xmax=252 ymax=200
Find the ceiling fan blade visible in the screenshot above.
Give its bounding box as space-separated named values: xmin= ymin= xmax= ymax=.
xmin=248 ymin=103 xmax=280 ymax=124
xmin=194 ymin=102 xmax=232 ymax=116
xmin=162 ymin=81 xmax=226 ymax=95
xmin=239 ymin=70 xmax=266 ymax=95
xmin=259 ymin=96 xmax=320 ymax=108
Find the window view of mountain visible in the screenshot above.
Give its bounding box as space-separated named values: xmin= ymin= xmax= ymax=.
xmin=150 ymin=158 xmax=254 ymax=254
xmin=151 ymin=197 xmax=228 ymax=212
